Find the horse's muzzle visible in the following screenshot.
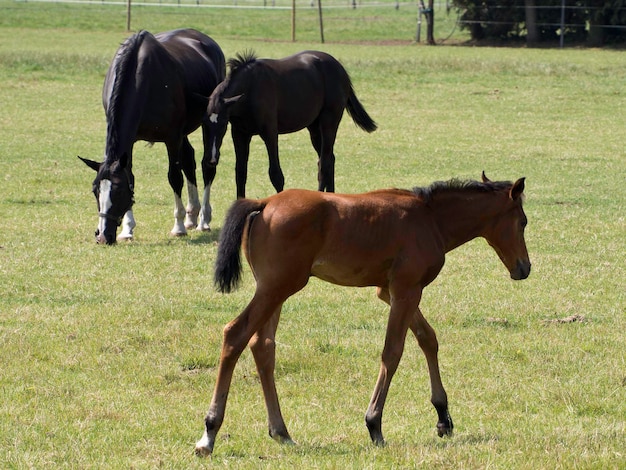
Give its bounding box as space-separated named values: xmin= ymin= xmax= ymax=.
xmin=95 ymin=229 xmax=116 ymax=245
xmin=510 ymin=259 xmax=531 ymax=280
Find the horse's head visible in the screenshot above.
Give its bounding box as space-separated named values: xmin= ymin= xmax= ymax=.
xmin=481 ymin=173 xmax=531 ymax=281
xmin=79 ymin=155 xmax=134 ymax=245
xmin=203 ymin=81 xmax=243 ymax=168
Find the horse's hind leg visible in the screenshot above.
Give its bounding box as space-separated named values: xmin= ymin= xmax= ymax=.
xmin=166 ymin=140 xmax=189 ymax=237
xmin=198 ymin=147 xmax=217 ymax=232
xmin=179 ymin=137 xmax=201 ymax=230
xmin=311 ymin=113 xmax=340 ymax=192
xmin=195 ymin=292 xmax=286 ymax=456
xmin=249 ymin=307 xmax=294 ymax=444
xmin=409 ymin=308 xmax=453 ymax=437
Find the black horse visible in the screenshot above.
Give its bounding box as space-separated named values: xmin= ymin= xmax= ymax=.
xmin=203 ymin=50 xmax=377 ymax=199
xmin=79 ymin=29 xmax=225 ymax=244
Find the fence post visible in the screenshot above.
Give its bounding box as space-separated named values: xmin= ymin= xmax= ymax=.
xmin=126 ymin=0 xmax=131 ymax=32
xmin=318 ymin=0 xmax=325 ymax=43
xmin=560 ymin=0 xmax=565 ymax=48
xmin=291 ymin=0 xmax=296 ymax=41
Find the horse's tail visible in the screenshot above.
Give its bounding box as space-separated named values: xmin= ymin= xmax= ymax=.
xmin=346 ymin=86 xmax=378 ymax=133
xmin=214 ymin=199 xmax=267 ymax=293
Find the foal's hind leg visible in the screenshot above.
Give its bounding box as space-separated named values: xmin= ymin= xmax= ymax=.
xmin=249 ymin=308 xmax=294 ymax=444
xmin=195 ymin=292 xmax=287 ymax=456
xmin=409 ymin=308 xmax=453 ymax=437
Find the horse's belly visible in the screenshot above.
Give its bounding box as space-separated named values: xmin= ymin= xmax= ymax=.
xmin=311 ymin=259 xmax=387 ymax=288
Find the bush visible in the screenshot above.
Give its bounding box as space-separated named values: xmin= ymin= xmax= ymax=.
xmin=452 ymin=0 xmax=626 ymax=45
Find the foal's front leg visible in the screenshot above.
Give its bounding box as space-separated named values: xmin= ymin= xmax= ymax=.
xmin=365 ymin=289 xmax=416 ymax=445
xmin=232 ymin=129 xmax=252 ymax=198
xmin=260 ymin=130 xmax=285 ymax=194
xmin=409 ymin=308 xmax=453 ymax=437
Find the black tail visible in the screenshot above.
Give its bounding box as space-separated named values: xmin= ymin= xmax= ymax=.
xmin=214 ymin=199 xmax=267 ymax=293
xmin=346 ymin=86 xmax=377 ymax=133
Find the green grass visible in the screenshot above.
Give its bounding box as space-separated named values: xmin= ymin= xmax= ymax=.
xmin=1 ymin=2 xmax=625 ymax=468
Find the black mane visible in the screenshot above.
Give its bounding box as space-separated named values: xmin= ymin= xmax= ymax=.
xmin=105 ymin=31 xmax=150 ymax=162
xmin=412 ymin=178 xmax=513 ymax=204
xmin=227 ymin=50 xmax=257 ymax=78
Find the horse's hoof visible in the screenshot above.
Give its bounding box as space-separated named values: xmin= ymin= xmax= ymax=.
xmin=196 ymin=224 xmax=211 ymax=232
xmin=194 ymin=445 xmax=212 ymax=457
xmin=272 ymin=433 xmax=296 ymax=446
xmin=195 ymin=433 xmax=214 ymax=457
xmin=117 ymin=234 xmax=133 ymax=242
xmin=437 ymin=421 xmax=453 ymax=437
xmin=169 ymin=230 xmax=188 ymax=238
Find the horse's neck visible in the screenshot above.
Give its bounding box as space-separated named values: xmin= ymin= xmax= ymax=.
xmin=104 ymin=79 xmax=146 ymax=162
xmin=431 ymin=192 xmax=500 ymax=252
xmin=105 ymin=115 xmax=137 ymax=164
xmin=105 ymin=42 xmax=152 ymax=161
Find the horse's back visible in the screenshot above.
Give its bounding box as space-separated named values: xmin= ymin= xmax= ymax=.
xmin=155 ymin=28 xmax=225 ymax=93
xmin=252 ymin=51 xmax=353 ymax=132
xmin=274 ymin=50 xmax=351 ymax=92
xmin=103 ymin=28 xmax=224 ymax=142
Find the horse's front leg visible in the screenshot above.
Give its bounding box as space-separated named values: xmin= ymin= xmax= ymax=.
xmin=365 ymin=288 xmax=416 ymax=446
xmin=232 ymin=128 xmax=252 ymax=198
xmin=117 ymin=210 xmax=136 ymax=241
xmin=248 ymin=306 xmax=294 ymax=444
xmin=409 ymin=307 xmax=453 ymax=437
xmin=260 ymin=130 xmax=285 ymax=194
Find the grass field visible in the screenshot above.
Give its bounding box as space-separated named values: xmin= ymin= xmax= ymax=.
xmin=1 ymin=1 xmax=625 ymax=468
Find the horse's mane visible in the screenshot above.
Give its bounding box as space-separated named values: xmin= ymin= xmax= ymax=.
xmin=412 ymin=178 xmax=513 ymax=204
xmin=105 ymin=31 xmax=150 ymax=162
xmin=227 ymin=50 xmax=257 ymax=78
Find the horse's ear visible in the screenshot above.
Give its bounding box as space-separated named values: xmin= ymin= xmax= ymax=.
xmin=481 ymin=171 xmax=492 ymax=183
xmin=223 ymin=94 xmax=244 ymax=106
xmin=78 ymin=156 xmax=101 ymax=172
xmin=510 ymin=177 xmax=526 ymax=201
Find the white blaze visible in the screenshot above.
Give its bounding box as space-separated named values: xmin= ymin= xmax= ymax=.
xmin=211 ymin=141 xmax=218 ymax=164
xmin=98 ymin=179 xmax=112 ymax=234
xmin=209 ymin=113 xmax=218 ymax=123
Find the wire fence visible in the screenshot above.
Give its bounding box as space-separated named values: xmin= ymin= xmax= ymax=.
xmin=15 ymin=0 xmax=626 ymax=42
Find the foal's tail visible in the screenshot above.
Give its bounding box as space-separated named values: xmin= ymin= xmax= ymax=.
xmin=346 ymin=86 xmax=378 ymax=133
xmin=214 ymin=199 xmax=267 ymax=293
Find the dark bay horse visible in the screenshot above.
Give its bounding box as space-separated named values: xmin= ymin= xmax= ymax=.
xmin=203 ymin=50 xmax=377 ymax=199
xmin=79 ymin=29 xmax=225 ymax=244
xmin=195 ymin=173 xmax=531 ymax=456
